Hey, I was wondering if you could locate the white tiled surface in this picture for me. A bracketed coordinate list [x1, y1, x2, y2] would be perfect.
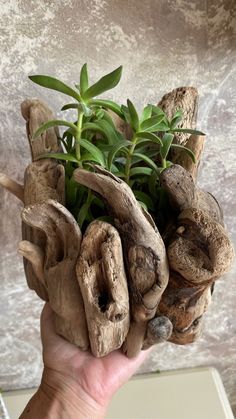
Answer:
[2, 368, 235, 419]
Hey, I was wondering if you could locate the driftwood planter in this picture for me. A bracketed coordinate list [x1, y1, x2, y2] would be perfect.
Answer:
[0, 88, 234, 358]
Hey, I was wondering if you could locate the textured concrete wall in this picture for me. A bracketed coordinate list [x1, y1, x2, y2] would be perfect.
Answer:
[0, 0, 236, 413]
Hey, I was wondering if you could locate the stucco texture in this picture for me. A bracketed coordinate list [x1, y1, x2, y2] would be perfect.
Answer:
[0, 0, 235, 413]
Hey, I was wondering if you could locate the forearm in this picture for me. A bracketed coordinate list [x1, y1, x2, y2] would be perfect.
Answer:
[20, 369, 108, 419]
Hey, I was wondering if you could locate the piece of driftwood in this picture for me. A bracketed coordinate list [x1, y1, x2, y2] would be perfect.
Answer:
[0, 88, 234, 357]
[0, 173, 24, 202]
[74, 166, 169, 357]
[175, 134, 205, 182]
[21, 100, 66, 301]
[0, 100, 89, 348]
[160, 164, 223, 224]
[21, 99, 62, 161]
[20, 200, 89, 350]
[76, 220, 129, 356]
[158, 272, 212, 344]
[168, 207, 234, 284]
[158, 86, 198, 149]
[157, 164, 234, 344]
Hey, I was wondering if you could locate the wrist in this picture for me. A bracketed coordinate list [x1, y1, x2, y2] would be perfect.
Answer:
[20, 367, 108, 419]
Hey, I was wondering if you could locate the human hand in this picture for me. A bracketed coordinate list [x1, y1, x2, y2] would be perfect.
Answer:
[20, 303, 151, 419]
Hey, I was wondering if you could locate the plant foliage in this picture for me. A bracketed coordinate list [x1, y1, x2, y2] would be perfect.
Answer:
[29, 64, 205, 230]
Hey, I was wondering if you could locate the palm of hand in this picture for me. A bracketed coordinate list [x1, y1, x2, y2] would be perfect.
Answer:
[41, 304, 150, 407]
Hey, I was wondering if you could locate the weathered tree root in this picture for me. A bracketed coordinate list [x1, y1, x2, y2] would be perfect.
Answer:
[168, 207, 234, 284]
[158, 164, 234, 344]
[21, 99, 62, 161]
[21, 199, 89, 350]
[158, 272, 212, 344]
[0, 173, 24, 202]
[74, 166, 169, 357]
[76, 220, 129, 357]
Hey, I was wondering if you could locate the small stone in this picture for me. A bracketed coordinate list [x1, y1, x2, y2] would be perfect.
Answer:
[176, 226, 185, 234]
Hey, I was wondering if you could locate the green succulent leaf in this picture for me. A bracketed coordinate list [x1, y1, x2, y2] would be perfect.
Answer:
[170, 109, 183, 129]
[170, 128, 205, 135]
[127, 99, 139, 132]
[82, 120, 120, 144]
[29, 75, 81, 101]
[32, 120, 78, 139]
[160, 133, 174, 160]
[61, 103, 80, 111]
[156, 124, 171, 132]
[36, 152, 79, 163]
[133, 190, 155, 211]
[132, 153, 159, 172]
[131, 149, 158, 164]
[94, 109, 105, 120]
[81, 103, 93, 116]
[113, 171, 126, 178]
[65, 176, 78, 206]
[77, 202, 89, 228]
[136, 131, 163, 146]
[80, 63, 89, 97]
[140, 115, 166, 132]
[95, 215, 114, 224]
[170, 144, 196, 163]
[140, 104, 153, 123]
[77, 191, 95, 228]
[148, 170, 159, 198]
[80, 152, 102, 163]
[96, 119, 121, 144]
[83, 66, 122, 101]
[80, 138, 106, 167]
[121, 104, 130, 124]
[130, 167, 153, 177]
[89, 99, 123, 118]
[107, 140, 132, 171]
[151, 105, 165, 117]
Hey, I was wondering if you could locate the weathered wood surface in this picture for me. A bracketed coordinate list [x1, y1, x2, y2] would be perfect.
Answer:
[74, 166, 170, 357]
[20, 200, 89, 350]
[0, 90, 234, 357]
[77, 220, 129, 356]
[158, 164, 234, 344]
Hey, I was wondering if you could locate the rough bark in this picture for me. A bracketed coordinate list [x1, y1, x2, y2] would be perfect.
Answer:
[74, 166, 169, 357]
[21, 100, 66, 301]
[168, 208, 234, 285]
[20, 200, 89, 350]
[174, 134, 205, 182]
[160, 164, 223, 224]
[0, 93, 234, 356]
[158, 164, 234, 343]
[21, 99, 62, 161]
[0, 173, 24, 202]
[158, 86, 199, 147]
[158, 272, 212, 344]
[76, 220, 129, 357]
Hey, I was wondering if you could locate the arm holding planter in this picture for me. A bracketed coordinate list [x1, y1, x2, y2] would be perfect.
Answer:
[20, 303, 149, 419]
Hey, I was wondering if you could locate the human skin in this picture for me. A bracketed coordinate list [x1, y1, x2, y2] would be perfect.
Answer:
[20, 304, 151, 419]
